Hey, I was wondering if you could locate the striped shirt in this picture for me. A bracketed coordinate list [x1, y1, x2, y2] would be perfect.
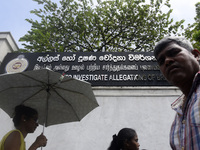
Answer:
[170, 72, 200, 150]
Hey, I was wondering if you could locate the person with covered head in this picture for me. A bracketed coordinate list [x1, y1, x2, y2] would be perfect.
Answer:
[107, 128, 140, 150]
[154, 36, 200, 149]
[0, 104, 47, 150]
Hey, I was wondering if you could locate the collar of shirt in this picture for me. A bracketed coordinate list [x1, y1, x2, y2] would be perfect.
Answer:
[171, 71, 200, 115]
[171, 94, 184, 115]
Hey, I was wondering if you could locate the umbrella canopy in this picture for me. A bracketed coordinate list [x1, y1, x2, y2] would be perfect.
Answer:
[0, 69, 99, 127]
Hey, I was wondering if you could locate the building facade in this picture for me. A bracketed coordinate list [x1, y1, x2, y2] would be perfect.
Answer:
[0, 32, 19, 64]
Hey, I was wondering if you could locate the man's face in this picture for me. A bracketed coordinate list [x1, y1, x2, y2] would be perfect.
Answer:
[156, 43, 200, 86]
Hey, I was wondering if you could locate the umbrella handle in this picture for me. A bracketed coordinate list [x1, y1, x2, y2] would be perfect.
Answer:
[41, 88, 49, 150]
[42, 124, 45, 133]
[40, 131, 45, 150]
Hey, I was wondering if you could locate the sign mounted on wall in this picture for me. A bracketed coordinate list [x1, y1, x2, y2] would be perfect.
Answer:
[0, 52, 170, 86]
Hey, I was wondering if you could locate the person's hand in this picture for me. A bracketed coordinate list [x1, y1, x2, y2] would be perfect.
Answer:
[29, 133, 47, 150]
[35, 133, 47, 147]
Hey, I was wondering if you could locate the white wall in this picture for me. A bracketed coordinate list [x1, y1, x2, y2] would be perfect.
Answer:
[0, 87, 181, 150]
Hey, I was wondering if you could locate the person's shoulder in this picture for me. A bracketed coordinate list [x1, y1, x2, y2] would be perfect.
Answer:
[3, 130, 22, 149]
[7, 130, 21, 140]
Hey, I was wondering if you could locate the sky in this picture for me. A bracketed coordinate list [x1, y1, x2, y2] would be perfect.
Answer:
[0, 0, 199, 49]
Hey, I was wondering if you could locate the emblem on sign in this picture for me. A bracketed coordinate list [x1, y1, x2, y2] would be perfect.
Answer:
[5, 55, 29, 73]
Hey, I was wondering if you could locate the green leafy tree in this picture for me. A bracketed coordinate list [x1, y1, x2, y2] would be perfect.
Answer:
[184, 2, 200, 50]
[19, 0, 184, 52]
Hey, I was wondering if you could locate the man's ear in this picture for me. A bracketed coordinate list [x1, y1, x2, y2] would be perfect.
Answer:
[192, 49, 200, 60]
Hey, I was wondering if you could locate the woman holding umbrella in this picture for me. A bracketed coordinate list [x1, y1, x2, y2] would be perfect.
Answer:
[0, 105, 47, 150]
